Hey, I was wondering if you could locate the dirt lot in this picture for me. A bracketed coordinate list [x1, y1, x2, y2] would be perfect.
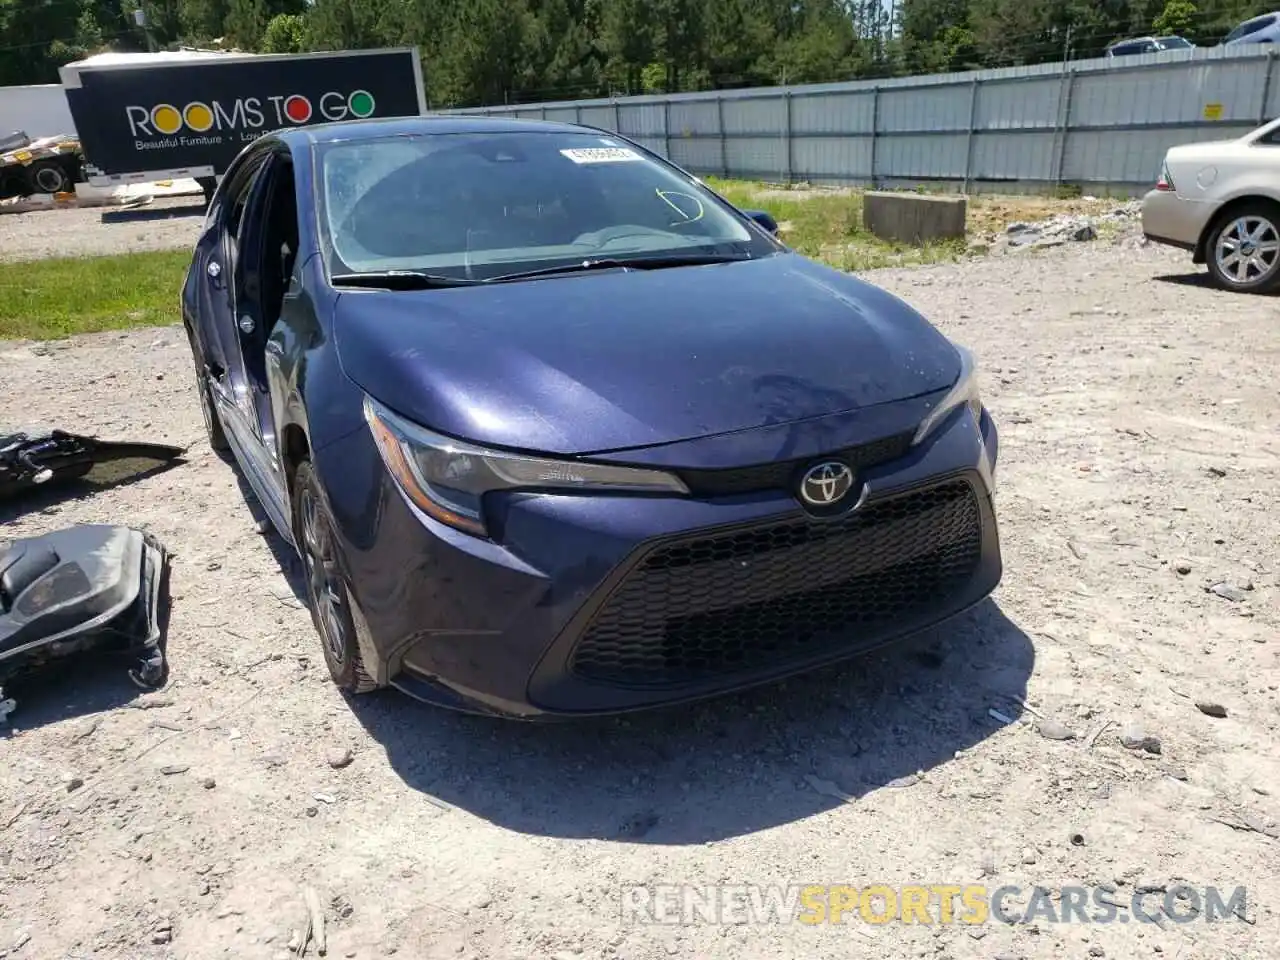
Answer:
[0, 198, 205, 263]
[0, 210, 1277, 960]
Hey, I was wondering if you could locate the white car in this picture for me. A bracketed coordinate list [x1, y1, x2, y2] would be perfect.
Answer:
[1141, 117, 1280, 293]
[1222, 12, 1280, 46]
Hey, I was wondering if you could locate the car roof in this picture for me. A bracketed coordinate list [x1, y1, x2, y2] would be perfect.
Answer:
[280, 114, 589, 147]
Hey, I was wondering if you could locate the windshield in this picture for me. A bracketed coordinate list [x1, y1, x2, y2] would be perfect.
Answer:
[1226, 15, 1275, 41]
[1109, 41, 1155, 55]
[1158, 36, 1192, 48]
[316, 130, 780, 281]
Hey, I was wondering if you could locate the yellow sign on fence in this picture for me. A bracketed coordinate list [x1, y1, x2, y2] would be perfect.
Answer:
[1203, 102, 1224, 120]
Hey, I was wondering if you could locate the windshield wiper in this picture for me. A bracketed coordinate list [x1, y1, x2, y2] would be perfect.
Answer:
[330, 270, 480, 290]
[486, 253, 753, 284]
[330, 253, 753, 290]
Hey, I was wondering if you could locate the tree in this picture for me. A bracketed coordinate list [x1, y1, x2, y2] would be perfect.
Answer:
[221, 0, 302, 50]
[223, 0, 267, 48]
[260, 11, 303, 50]
[180, 0, 232, 41]
[598, 0, 655, 94]
[1153, 0, 1197, 35]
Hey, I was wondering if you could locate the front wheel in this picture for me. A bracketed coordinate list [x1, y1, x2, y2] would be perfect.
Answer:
[292, 461, 377, 694]
[1205, 205, 1280, 294]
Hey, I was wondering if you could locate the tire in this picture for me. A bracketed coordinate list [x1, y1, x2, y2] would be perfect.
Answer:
[1205, 203, 1280, 294]
[186, 326, 230, 454]
[292, 461, 377, 694]
[26, 158, 71, 195]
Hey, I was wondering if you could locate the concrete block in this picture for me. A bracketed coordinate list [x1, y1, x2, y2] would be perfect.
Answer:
[862, 191, 967, 245]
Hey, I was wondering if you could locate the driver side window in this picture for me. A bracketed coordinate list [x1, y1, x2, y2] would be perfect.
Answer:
[224, 158, 270, 274]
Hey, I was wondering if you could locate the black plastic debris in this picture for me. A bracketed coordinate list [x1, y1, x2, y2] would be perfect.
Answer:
[0, 525, 172, 721]
[0, 428, 185, 505]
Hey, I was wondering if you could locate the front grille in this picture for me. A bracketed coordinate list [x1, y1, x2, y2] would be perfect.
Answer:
[674, 431, 914, 497]
[569, 478, 983, 687]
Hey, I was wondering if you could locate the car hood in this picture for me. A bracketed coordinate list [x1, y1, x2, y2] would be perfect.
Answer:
[333, 253, 961, 456]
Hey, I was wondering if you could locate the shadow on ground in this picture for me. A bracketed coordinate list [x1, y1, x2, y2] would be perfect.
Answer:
[1152, 272, 1217, 289]
[227, 459, 308, 603]
[350, 598, 1034, 843]
[1, 558, 174, 733]
[1154, 271, 1280, 294]
[100, 201, 205, 225]
[0, 457, 184, 525]
[2, 650, 160, 735]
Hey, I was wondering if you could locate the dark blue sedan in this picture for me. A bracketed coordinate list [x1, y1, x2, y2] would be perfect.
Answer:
[182, 115, 1001, 718]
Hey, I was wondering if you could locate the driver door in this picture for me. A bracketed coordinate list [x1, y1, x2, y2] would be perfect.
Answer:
[205, 154, 275, 456]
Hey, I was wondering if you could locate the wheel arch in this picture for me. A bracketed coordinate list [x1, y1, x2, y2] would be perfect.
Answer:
[1195, 194, 1280, 263]
[280, 421, 311, 513]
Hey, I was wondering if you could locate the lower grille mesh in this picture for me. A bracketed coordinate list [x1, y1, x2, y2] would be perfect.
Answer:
[569, 479, 984, 686]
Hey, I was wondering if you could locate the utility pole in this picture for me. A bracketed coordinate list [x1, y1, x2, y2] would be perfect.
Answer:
[1062, 23, 1074, 63]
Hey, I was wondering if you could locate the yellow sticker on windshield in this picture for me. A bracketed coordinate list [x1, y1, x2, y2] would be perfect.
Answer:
[560, 147, 641, 164]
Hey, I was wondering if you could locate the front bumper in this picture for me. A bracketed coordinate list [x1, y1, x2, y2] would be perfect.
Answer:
[1141, 188, 1211, 255]
[316, 403, 1001, 719]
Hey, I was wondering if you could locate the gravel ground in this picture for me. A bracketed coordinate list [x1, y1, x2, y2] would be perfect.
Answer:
[0, 198, 205, 262]
[0, 218, 1277, 960]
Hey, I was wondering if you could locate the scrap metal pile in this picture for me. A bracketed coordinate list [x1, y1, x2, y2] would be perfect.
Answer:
[0, 131, 84, 201]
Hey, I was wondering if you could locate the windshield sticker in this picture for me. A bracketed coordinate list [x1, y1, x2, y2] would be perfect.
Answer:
[560, 147, 641, 164]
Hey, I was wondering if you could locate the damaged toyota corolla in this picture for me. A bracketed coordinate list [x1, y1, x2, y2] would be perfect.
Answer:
[181, 116, 1001, 719]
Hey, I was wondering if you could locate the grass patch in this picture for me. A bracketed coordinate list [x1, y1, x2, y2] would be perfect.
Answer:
[0, 249, 190, 341]
[706, 177, 966, 271]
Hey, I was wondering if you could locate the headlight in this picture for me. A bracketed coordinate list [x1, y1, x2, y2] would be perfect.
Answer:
[363, 396, 689, 537]
[912, 344, 982, 446]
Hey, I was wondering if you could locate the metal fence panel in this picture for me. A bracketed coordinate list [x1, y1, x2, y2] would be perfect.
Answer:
[1070, 60, 1268, 126]
[792, 136, 873, 181]
[877, 84, 972, 132]
[578, 105, 617, 130]
[442, 47, 1280, 191]
[631, 136, 668, 159]
[1060, 126, 1254, 184]
[791, 92, 875, 134]
[723, 97, 786, 135]
[669, 100, 719, 136]
[876, 134, 968, 179]
[975, 77, 1062, 130]
[1268, 56, 1280, 119]
[971, 132, 1056, 181]
[669, 135, 722, 173]
[725, 137, 786, 178]
[621, 104, 667, 138]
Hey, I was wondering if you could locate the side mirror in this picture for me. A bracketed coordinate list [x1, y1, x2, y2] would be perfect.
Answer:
[743, 209, 779, 235]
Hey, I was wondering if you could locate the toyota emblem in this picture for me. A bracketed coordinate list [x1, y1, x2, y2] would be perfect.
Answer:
[799, 461, 856, 506]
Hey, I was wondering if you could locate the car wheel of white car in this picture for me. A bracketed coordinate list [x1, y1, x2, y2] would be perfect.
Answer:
[1206, 206, 1280, 293]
